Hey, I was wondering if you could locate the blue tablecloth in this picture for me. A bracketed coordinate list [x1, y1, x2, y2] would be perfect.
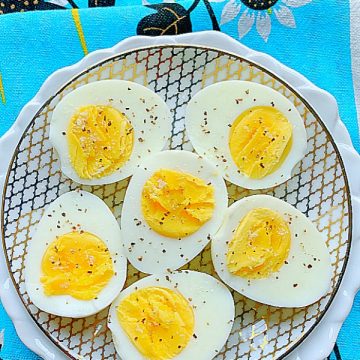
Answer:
[0, 1, 359, 359]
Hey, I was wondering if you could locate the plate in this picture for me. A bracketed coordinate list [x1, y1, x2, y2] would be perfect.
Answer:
[1, 31, 359, 360]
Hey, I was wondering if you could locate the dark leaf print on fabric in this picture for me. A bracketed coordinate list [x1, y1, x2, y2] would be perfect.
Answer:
[203, 0, 220, 30]
[137, 3, 192, 36]
[0, 0, 66, 14]
[88, 0, 115, 7]
[137, 0, 220, 36]
[34, 1, 66, 10]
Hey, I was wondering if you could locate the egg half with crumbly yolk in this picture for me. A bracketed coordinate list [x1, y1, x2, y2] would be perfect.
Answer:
[25, 190, 127, 318]
[120, 150, 228, 274]
[50, 80, 171, 185]
[212, 195, 332, 308]
[185, 80, 307, 189]
[108, 271, 235, 360]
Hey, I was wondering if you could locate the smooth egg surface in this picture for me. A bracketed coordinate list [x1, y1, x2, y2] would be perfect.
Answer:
[212, 195, 332, 307]
[50, 80, 171, 185]
[25, 190, 127, 317]
[185, 81, 307, 189]
[120, 150, 228, 274]
[108, 271, 235, 360]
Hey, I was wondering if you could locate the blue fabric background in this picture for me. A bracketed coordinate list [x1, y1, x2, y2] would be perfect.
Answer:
[0, 1, 359, 359]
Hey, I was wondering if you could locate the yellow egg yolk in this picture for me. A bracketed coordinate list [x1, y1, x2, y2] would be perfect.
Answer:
[141, 169, 215, 238]
[229, 106, 292, 179]
[67, 105, 134, 179]
[117, 287, 194, 360]
[40, 231, 114, 300]
[226, 208, 291, 279]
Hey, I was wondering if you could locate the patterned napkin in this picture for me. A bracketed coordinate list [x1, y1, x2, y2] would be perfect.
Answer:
[0, 1, 359, 360]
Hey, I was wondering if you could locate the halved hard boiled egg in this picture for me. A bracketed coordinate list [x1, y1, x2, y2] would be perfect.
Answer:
[25, 190, 127, 317]
[186, 81, 307, 189]
[120, 150, 228, 274]
[50, 80, 171, 185]
[212, 195, 332, 307]
[108, 271, 235, 360]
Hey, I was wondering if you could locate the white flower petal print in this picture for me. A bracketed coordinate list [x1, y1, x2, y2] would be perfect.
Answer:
[256, 12, 271, 42]
[220, 0, 241, 26]
[218, 0, 313, 41]
[282, 0, 313, 8]
[238, 10, 255, 39]
[275, 5, 296, 28]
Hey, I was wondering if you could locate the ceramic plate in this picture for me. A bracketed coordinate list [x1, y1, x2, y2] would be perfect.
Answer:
[1, 31, 359, 360]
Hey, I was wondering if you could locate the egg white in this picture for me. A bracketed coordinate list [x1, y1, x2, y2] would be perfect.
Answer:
[50, 80, 171, 185]
[108, 271, 235, 360]
[185, 80, 307, 189]
[25, 190, 127, 318]
[120, 150, 228, 274]
[212, 195, 332, 308]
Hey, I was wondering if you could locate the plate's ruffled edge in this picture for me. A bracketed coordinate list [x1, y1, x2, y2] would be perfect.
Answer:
[0, 31, 359, 360]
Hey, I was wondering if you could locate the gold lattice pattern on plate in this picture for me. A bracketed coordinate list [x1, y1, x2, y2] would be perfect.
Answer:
[1, 46, 350, 360]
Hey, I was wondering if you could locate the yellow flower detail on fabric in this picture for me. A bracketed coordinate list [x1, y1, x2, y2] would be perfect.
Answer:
[71, 9, 88, 56]
[0, 73, 6, 105]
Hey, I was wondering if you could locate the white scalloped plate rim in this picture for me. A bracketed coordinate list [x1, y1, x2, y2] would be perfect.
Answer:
[0, 31, 359, 360]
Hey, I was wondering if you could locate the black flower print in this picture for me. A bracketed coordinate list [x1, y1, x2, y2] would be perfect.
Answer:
[240, 0, 279, 11]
